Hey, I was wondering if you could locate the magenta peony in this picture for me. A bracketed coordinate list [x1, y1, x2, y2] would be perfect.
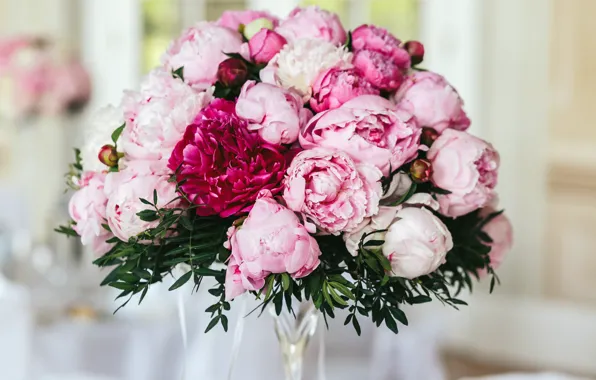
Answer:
[168, 99, 289, 218]
[236, 81, 312, 145]
[224, 191, 321, 300]
[248, 29, 287, 64]
[393, 71, 471, 133]
[428, 129, 499, 217]
[351, 24, 410, 92]
[69, 171, 113, 255]
[161, 22, 243, 90]
[216, 10, 279, 32]
[310, 67, 379, 112]
[275, 6, 346, 45]
[300, 95, 421, 176]
[283, 148, 382, 235]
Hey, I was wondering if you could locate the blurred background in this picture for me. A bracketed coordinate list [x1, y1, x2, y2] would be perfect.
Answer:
[0, 0, 592, 379]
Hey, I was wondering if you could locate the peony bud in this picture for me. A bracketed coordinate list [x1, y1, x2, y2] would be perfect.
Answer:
[98, 144, 119, 167]
[404, 41, 425, 66]
[421, 127, 439, 146]
[243, 17, 275, 40]
[249, 29, 287, 64]
[410, 159, 432, 183]
[217, 58, 249, 87]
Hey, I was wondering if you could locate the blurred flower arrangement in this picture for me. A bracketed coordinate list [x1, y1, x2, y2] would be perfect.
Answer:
[0, 36, 91, 119]
[58, 6, 513, 337]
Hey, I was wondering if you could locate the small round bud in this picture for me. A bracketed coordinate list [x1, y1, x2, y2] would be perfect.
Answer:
[243, 17, 275, 40]
[98, 144, 119, 167]
[404, 40, 425, 66]
[217, 58, 248, 88]
[410, 159, 432, 183]
[421, 127, 439, 147]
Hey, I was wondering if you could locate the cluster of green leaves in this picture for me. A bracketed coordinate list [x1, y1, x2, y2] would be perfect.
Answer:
[64, 148, 83, 190]
[92, 189, 233, 313]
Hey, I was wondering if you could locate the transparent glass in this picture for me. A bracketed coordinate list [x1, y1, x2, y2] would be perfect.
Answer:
[270, 301, 319, 380]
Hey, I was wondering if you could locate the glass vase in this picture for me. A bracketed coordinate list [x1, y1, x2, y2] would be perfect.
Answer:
[270, 301, 320, 380]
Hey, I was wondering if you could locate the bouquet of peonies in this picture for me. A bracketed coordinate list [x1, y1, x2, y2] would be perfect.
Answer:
[59, 6, 513, 334]
[0, 36, 91, 119]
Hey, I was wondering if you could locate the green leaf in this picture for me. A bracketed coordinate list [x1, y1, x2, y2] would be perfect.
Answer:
[389, 307, 408, 326]
[137, 210, 159, 222]
[139, 198, 153, 206]
[385, 314, 399, 334]
[205, 315, 221, 333]
[352, 316, 361, 335]
[281, 273, 290, 291]
[329, 288, 348, 306]
[172, 67, 184, 81]
[221, 315, 229, 332]
[109, 282, 135, 291]
[153, 189, 158, 205]
[179, 216, 193, 231]
[392, 182, 418, 206]
[447, 298, 468, 306]
[208, 288, 223, 297]
[322, 283, 334, 307]
[111, 124, 125, 144]
[205, 304, 220, 314]
[329, 282, 355, 300]
[168, 271, 192, 291]
[195, 267, 223, 277]
[407, 295, 432, 304]
[363, 239, 385, 247]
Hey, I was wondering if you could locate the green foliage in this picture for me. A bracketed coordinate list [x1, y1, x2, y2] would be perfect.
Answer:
[82, 175, 499, 335]
[172, 67, 184, 82]
[111, 124, 125, 145]
[64, 148, 83, 190]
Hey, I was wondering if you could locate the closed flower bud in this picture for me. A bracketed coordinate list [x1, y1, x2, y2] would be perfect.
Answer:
[243, 17, 275, 40]
[404, 40, 425, 66]
[217, 58, 248, 87]
[410, 159, 432, 183]
[421, 127, 439, 146]
[98, 144, 119, 167]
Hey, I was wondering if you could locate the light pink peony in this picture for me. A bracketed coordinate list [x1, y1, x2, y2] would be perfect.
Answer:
[480, 207, 513, 272]
[224, 191, 321, 300]
[168, 99, 289, 218]
[283, 148, 382, 234]
[383, 204, 453, 279]
[427, 129, 499, 217]
[161, 22, 243, 90]
[104, 162, 180, 242]
[300, 95, 421, 176]
[68, 171, 113, 255]
[344, 193, 440, 256]
[236, 81, 312, 145]
[276, 6, 346, 45]
[248, 29, 287, 64]
[120, 68, 212, 169]
[216, 10, 279, 31]
[350, 25, 410, 91]
[393, 71, 471, 133]
[310, 67, 379, 112]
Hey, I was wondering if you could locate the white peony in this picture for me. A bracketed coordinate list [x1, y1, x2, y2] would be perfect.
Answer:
[260, 38, 352, 101]
[81, 104, 124, 172]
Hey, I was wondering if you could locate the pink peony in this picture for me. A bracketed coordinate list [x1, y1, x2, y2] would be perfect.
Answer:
[104, 162, 179, 242]
[383, 204, 453, 279]
[236, 81, 312, 145]
[350, 25, 410, 92]
[283, 148, 382, 234]
[224, 191, 321, 300]
[393, 71, 471, 133]
[276, 6, 346, 45]
[480, 207, 513, 272]
[248, 29, 287, 64]
[353, 50, 404, 91]
[120, 68, 212, 170]
[216, 10, 279, 31]
[300, 95, 421, 176]
[161, 22, 243, 90]
[168, 99, 289, 218]
[69, 171, 113, 255]
[310, 67, 379, 112]
[427, 129, 499, 217]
